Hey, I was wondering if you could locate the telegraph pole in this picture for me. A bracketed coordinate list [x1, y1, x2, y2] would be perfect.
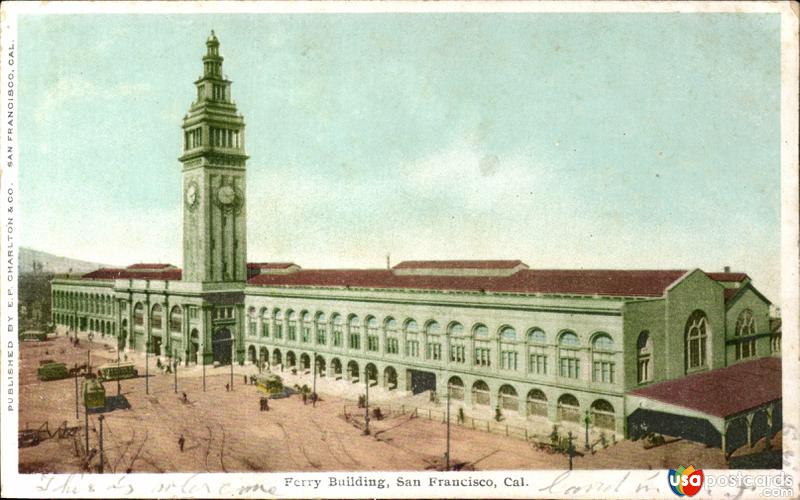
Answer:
[98, 415, 105, 473]
[312, 352, 317, 407]
[84, 401, 89, 458]
[364, 369, 370, 436]
[74, 368, 79, 420]
[145, 340, 150, 395]
[229, 337, 234, 391]
[445, 384, 451, 471]
[173, 349, 178, 393]
[202, 353, 206, 392]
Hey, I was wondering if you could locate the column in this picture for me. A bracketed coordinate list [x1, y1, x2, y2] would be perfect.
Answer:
[235, 304, 245, 365]
[201, 305, 213, 365]
[182, 304, 191, 366]
[127, 295, 135, 350]
[444, 333, 451, 368]
[163, 298, 172, 358]
[144, 294, 152, 354]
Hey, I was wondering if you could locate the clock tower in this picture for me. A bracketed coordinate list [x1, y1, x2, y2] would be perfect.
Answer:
[180, 31, 248, 283]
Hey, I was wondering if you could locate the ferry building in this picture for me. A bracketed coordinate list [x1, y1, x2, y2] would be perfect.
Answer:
[50, 33, 782, 449]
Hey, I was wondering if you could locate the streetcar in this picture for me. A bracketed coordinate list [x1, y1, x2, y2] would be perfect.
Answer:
[83, 376, 106, 411]
[97, 361, 138, 381]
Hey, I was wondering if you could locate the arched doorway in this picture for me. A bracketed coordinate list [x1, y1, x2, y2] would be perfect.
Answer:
[120, 319, 129, 350]
[331, 358, 342, 379]
[365, 363, 378, 386]
[212, 328, 232, 365]
[300, 353, 311, 372]
[347, 360, 359, 383]
[472, 380, 490, 406]
[189, 328, 199, 364]
[272, 349, 282, 367]
[248, 345, 257, 364]
[499, 385, 519, 412]
[384, 366, 398, 390]
[315, 355, 326, 377]
[259, 347, 268, 368]
[557, 394, 581, 423]
[591, 399, 616, 430]
[448, 376, 464, 400]
[286, 351, 296, 369]
[526, 389, 548, 418]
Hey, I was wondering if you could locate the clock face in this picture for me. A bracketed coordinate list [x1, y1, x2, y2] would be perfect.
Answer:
[217, 185, 236, 205]
[185, 182, 198, 209]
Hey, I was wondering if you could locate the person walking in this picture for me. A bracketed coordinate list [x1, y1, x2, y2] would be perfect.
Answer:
[178, 434, 185, 452]
[225, 383, 230, 392]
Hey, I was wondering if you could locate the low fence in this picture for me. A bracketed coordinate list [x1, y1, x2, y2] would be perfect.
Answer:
[342, 403, 531, 441]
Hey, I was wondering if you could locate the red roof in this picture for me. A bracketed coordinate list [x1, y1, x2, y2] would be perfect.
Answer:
[248, 269, 688, 297]
[82, 267, 182, 281]
[247, 262, 298, 269]
[126, 263, 176, 270]
[629, 357, 781, 418]
[707, 272, 749, 282]
[393, 260, 526, 270]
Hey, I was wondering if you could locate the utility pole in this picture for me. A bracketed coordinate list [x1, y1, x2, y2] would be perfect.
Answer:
[445, 383, 451, 471]
[230, 337, 234, 391]
[84, 401, 89, 458]
[116, 354, 121, 396]
[74, 368, 79, 420]
[312, 352, 317, 408]
[87, 348, 91, 376]
[98, 415, 105, 473]
[145, 340, 149, 395]
[363, 369, 370, 436]
[202, 352, 206, 392]
[174, 349, 178, 393]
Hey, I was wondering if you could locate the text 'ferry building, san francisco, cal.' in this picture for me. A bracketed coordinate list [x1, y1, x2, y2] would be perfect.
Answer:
[50, 33, 782, 448]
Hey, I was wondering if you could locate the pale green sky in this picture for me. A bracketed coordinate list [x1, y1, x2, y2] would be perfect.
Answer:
[20, 13, 781, 302]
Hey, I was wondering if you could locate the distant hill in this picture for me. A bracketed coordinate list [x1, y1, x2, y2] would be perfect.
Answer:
[19, 247, 112, 275]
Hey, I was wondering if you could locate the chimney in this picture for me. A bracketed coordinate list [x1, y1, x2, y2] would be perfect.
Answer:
[386, 253, 391, 270]
[724, 266, 731, 273]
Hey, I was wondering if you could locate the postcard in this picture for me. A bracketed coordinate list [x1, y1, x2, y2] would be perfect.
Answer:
[1, 1, 798, 498]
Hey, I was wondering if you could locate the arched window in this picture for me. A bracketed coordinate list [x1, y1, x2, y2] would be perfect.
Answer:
[637, 331, 653, 384]
[405, 319, 420, 357]
[527, 328, 546, 344]
[473, 323, 491, 367]
[685, 310, 709, 371]
[384, 317, 399, 355]
[528, 328, 548, 375]
[260, 308, 270, 337]
[591, 333, 615, 384]
[286, 310, 297, 341]
[448, 376, 465, 400]
[273, 308, 283, 339]
[150, 304, 163, 331]
[301, 311, 311, 342]
[331, 313, 343, 347]
[500, 326, 517, 341]
[366, 316, 379, 352]
[315, 312, 327, 345]
[498, 384, 519, 412]
[558, 331, 580, 379]
[348, 315, 361, 350]
[735, 309, 757, 360]
[448, 322, 466, 363]
[248, 307, 257, 336]
[170, 306, 182, 334]
[425, 321, 442, 361]
[133, 303, 144, 328]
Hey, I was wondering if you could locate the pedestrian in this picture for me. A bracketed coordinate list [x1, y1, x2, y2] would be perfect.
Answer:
[302, 392, 307, 405]
[225, 383, 230, 392]
[182, 392, 188, 404]
[178, 434, 185, 452]
[243, 375, 248, 385]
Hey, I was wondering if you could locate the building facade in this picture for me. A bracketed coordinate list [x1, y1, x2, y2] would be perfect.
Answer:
[50, 34, 780, 437]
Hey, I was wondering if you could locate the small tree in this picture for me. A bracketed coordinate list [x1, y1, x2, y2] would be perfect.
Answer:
[494, 406, 503, 422]
[457, 407, 465, 424]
